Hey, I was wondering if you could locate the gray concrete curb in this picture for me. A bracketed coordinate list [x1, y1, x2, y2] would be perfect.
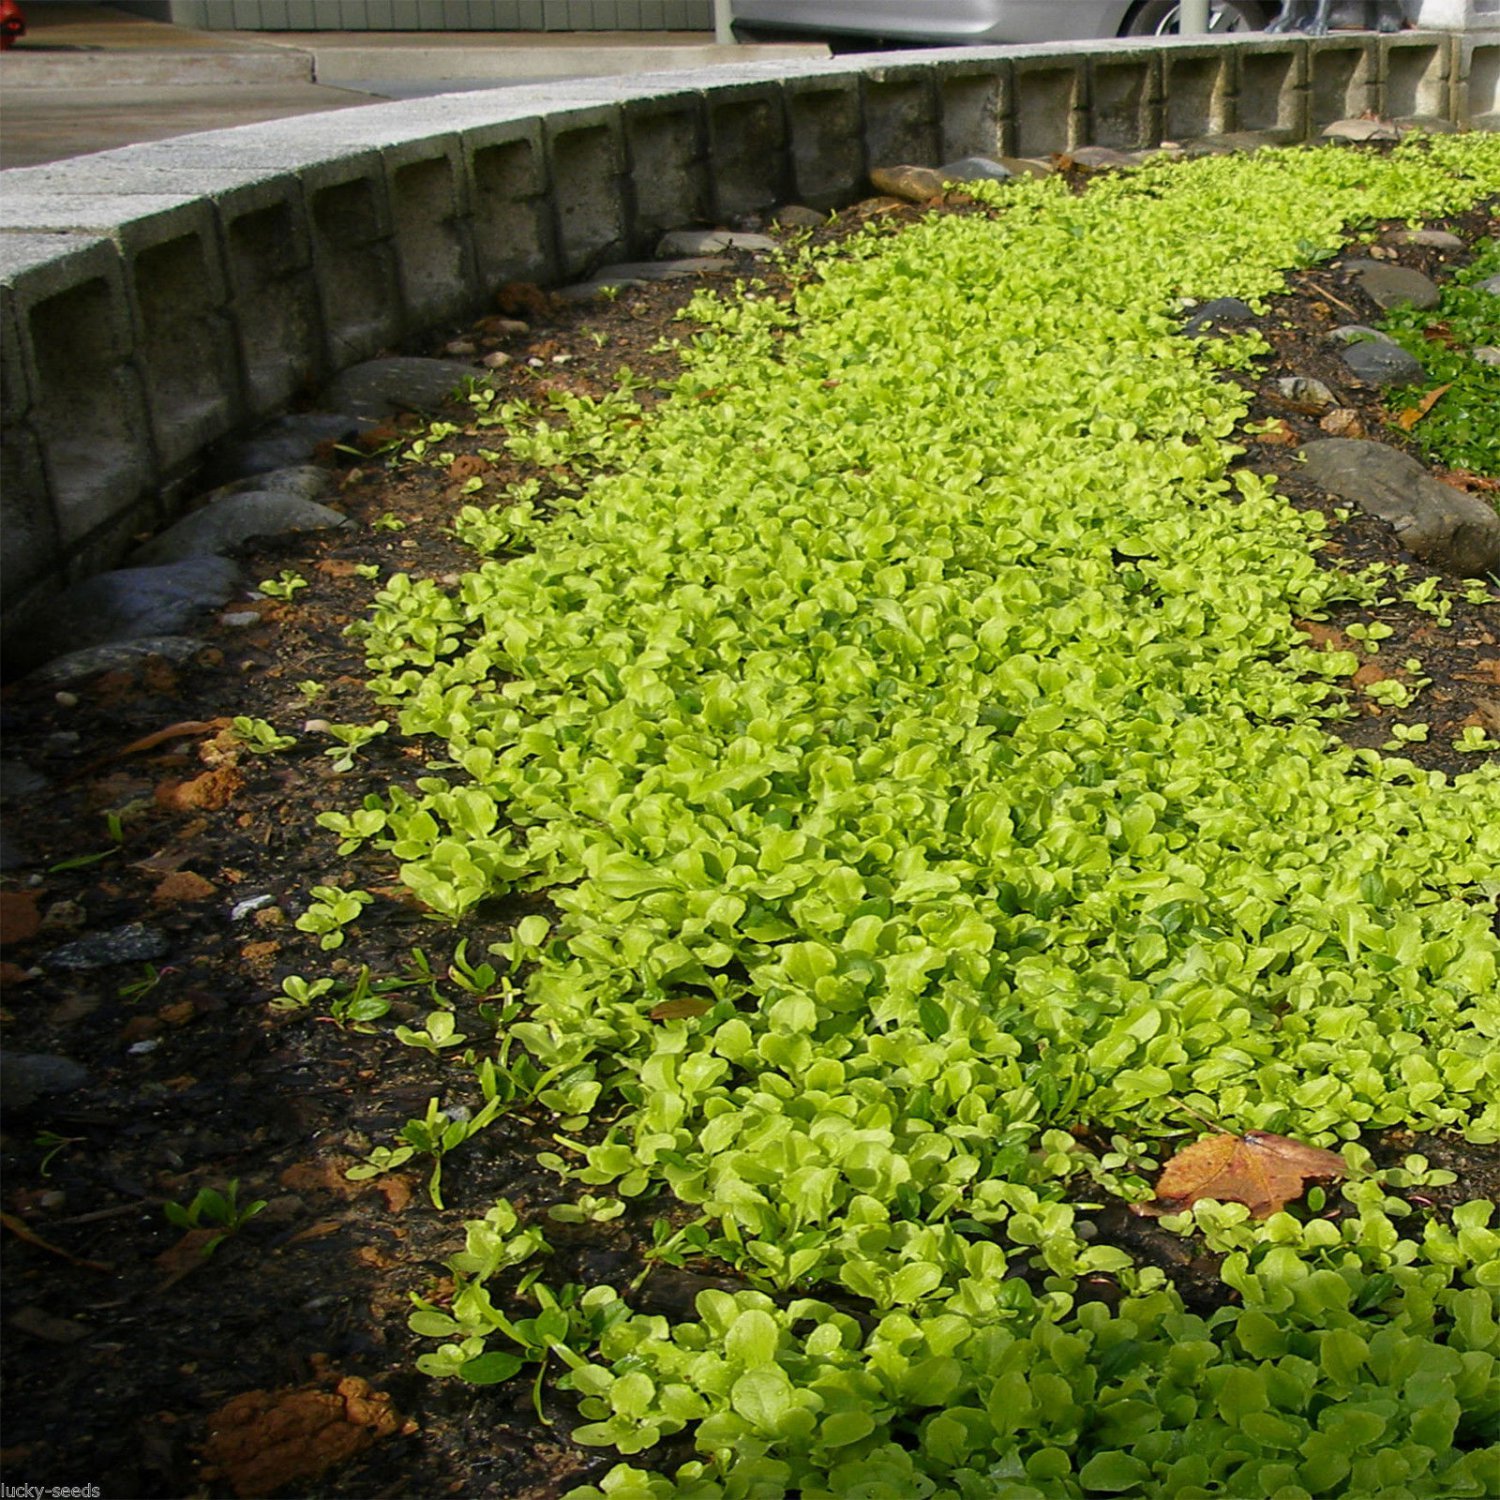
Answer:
[2, 30, 1496, 648]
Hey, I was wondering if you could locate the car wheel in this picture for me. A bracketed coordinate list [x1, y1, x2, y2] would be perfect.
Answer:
[1122, 1, 1273, 35]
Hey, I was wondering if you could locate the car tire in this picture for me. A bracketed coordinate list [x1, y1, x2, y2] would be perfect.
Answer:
[1121, 0, 1274, 34]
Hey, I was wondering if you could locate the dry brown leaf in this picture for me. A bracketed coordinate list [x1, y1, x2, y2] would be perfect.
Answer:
[151, 871, 217, 904]
[200, 1372, 415, 1499]
[650, 996, 712, 1020]
[1352, 662, 1389, 688]
[0, 891, 40, 947]
[119, 719, 230, 759]
[1254, 419, 1299, 446]
[279, 1160, 363, 1200]
[0, 961, 33, 989]
[316, 559, 361, 578]
[285, 1220, 345, 1246]
[1, 1211, 114, 1273]
[375, 1176, 413, 1214]
[155, 766, 243, 813]
[1394, 382, 1452, 431]
[1134, 1131, 1346, 1219]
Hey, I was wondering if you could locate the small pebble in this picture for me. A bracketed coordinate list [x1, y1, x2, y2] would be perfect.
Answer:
[54, 691, 78, 708]
[303, 719, 331, 734]
[444, 340, 477, 356]
[127, 1039, 160, 1056]
[221, 611, 260, 628]
[230, 894, 275, 922]
[482, 352, 511, 369]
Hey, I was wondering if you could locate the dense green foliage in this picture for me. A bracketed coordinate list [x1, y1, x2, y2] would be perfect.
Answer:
[1381, 236, 1500, 477]
[331, 137, 1500, 1497]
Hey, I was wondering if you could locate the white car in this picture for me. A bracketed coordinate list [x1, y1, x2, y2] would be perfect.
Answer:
[730, 1, 1276, 44]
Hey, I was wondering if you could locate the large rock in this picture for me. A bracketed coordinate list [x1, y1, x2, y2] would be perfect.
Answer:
[131, 492, 348, 566]
[42, 922, 170, 972]
[26, 557, 239, 669]
[588, 258, 729, 282]
[1342, 260, 1441, 312]
[206, 413, 363, 484]
[1300, 439, 1500, 578]
[869, 164, 946, 203]
[0, 1052, 87, 1114]
[318, 357, 479, 422]
[1480, 275, 1500, 296]
[655, 229, 778, 256]
[27, 636, 206, 687]
[938, 156, 1013, 184]
[1181, 298, 1255, 337]
[1322, 118, 1401, 142]
[1340, 339, 1426, 386]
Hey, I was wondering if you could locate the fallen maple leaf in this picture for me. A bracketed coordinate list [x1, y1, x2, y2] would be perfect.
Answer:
[1134, 1130, 1346, 1219]
[1394, 382, 1452, 431]
[650, 996, 711, 1020]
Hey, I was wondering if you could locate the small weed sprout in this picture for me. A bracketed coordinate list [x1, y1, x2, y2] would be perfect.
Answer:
[258, 571, 308, 601]
[163, 1179, 267, 1256]
[231, 716, 297, 754]
[294, 885, 373, 950]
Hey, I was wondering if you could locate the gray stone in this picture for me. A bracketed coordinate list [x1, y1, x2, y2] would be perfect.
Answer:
[43, 922, 170, 972]
[655, 229, 778, 257]
[869, 164, 947, 202]
[318, 357, 479, 422]
[230, 894, 275, 922]
[590, 258, 729, 282]
[1300, 439, 1500, 578]
[1275, 376, 1337, 412]
[0, 760, 48, 804]
[1340, 340, 1427, 387]
[1475, 347, 1500, 367]
[0, 828, 32, 872]
[769, 205, 824, 230]
[1322, 117, 1401, 142]
[1343, 260, 1441, 312]
[1328, 324, 1397, 346]
[1182, 131, 1285, 156]
[201, 466, 331, 506]
[1070, 146, 1142, 169]
[26, 637, 206, 688]
[37, 558, 240, 665]
[0, 1052, 87, 1114]
[938, 156, 1013, 184]
[555, 279, 651, 302]
[131, 492, 349, 566]
[1389, 229, 1464, 250]
[1181, 298, 1255, 336]
[1480, 275, 1500, 296]
[995, 157, 1054, 179]
[208, 413, 363, 484]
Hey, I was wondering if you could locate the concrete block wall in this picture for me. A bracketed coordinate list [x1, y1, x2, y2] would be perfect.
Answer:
[116, 0, 718, 30]
[0, 32, 1493, 646]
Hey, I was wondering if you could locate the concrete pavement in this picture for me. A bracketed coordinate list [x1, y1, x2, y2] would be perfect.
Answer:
[0, 3, 828, 168]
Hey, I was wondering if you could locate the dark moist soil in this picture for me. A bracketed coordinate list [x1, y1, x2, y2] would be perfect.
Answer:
[1, 161, 1497, 1500]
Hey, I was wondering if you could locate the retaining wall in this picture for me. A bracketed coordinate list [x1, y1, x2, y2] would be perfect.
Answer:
[2, 30, 1497, 645]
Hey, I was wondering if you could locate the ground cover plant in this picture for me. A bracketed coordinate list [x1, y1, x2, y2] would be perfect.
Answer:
[1, 136, 1498, 1500]
[1380, 235, 1500, 479]
[318, 136, 1500, 1498]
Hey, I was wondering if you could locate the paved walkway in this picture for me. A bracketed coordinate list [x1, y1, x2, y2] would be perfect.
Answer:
[0, 3, 827, 168]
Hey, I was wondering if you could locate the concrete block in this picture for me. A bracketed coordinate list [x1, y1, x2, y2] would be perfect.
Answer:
[783, 74, 866, 209]
[861, 64, 942, 169]
[1235, 44, 1307, 137]
[224, 196, 326, 418]
[1011, 60, 1085, 157]
[544, 107, 629, 278]
[1382, 36, 1452, 120]
[933, 61, 1010, 162]
[461, 117, 554, 291]
[301, 153, 404, 367]
[1309, 37, 1378, 129]
[384, 139, 479, 335]
[1467, 36, 1500, 122]
[1161, 48, 1234, 141]
[623, 94, 710, 245]
[705, 83, 790, 218]
[1, 235, 155, 556]
[1088, 52, 1160, 149]
[0, 423, 61, 608]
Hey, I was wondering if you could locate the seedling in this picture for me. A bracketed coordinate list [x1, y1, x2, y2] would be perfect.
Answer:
[34, 1131, 83, 1177]
[371, 511, 407, 532]
[163, 1179, 266, 1255]
[323, 720, 389, 773]
[258, 571, 308, 601]
[269, 973, 335, 1013]
[231, 716, 297, 754]
[298, 680, 326, 702]
[294, 884, 373, 950]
